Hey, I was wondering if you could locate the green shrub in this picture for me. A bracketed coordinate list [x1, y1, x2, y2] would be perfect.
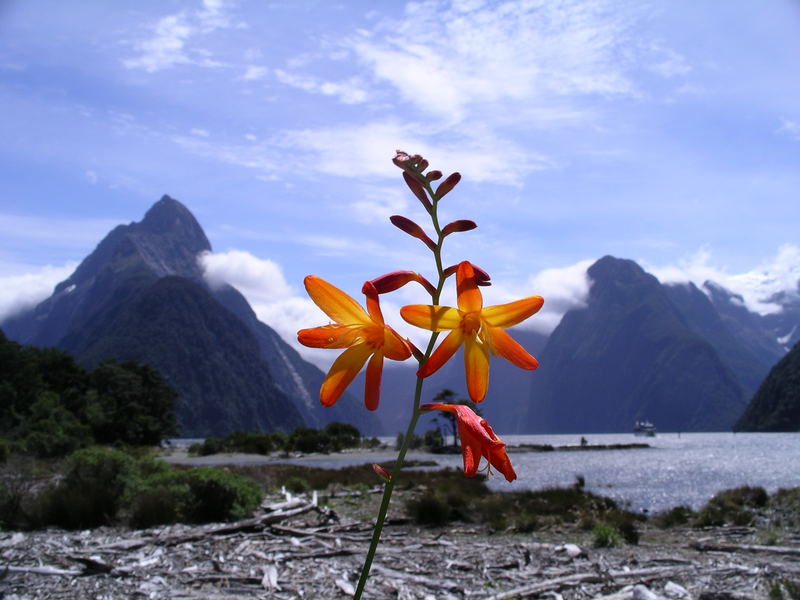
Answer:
[288, 428, 331, 453]
[284, 475, 311, 494]
[0, 439, 9, 463]
[178, 467, 262, 523]
[606, 511, 640, 545]
[406, 492, 453, 526]
[39, 447, 135, 529]
[324, 422, 361, 451]
[592, 524, 624, 548]
[125, 472, 189, 528]
[652, 505, 695, 528]
[694, 486, 768, 527]
[769, 487, 800, 528]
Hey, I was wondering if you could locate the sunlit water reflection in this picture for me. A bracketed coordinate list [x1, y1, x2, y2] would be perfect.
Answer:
[277, 432, 800, 513]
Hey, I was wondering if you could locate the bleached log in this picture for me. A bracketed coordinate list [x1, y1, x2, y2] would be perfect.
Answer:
[483, 572, 604, 599]
[2, 565, 83, 576]
[690, 541, 800, 556]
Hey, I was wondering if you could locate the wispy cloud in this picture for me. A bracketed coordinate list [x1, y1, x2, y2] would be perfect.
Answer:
[275, 119, 552, 183]
[778, 119, 800, 141]
[0, 262, 77, 322]
[123, 0, 237, 72]
[344, 0, 646, 125]
[275, 69, 369, 104]
[646, 245, 800, 316]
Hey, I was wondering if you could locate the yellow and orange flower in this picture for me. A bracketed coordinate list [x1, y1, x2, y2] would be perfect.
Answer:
[420, 402, 516, 482]
[298, 276, 411, 410]
[401, 261, 543, 402]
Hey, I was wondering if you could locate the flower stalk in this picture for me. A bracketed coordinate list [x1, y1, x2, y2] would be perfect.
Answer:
[297, 150, 543, 599]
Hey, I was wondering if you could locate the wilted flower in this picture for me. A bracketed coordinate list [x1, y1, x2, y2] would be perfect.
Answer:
[420, 402, 516, 482]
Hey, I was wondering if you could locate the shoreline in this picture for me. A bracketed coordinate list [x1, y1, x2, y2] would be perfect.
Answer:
[2, 486, 797, 599]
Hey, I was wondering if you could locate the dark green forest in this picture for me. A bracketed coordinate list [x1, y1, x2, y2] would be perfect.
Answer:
[0, 329, 177, 457]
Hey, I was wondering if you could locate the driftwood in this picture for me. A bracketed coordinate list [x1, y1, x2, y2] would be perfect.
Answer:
[691, 540, 800, 556]
[1, 491, 797, 599]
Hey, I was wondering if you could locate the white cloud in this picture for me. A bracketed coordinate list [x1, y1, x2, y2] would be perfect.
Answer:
[242, 65, 268, 81]
[646, 245, 800, 316]
[0, 262, 77, 322]
[123, 1, 235, 72]
[276, 119, 552, 184]
[197, 249, 333, 365]
[497, 259, 594, 335]
[198, 249, 293, 300]
[350, 185, 409, 224]
[275, 69, 369, 104]
[778, 118, 800, 141]
[345, 0, 644, 125]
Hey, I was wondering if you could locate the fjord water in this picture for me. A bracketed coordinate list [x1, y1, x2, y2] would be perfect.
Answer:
[486, 432, 800, 513]
[297, 432, 800, 513]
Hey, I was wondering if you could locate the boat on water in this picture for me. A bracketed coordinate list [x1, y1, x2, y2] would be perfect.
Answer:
[634, 421, 657, 437]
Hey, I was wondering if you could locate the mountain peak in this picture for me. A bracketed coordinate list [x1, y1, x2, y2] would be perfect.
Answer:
[138, 195, 208, 242]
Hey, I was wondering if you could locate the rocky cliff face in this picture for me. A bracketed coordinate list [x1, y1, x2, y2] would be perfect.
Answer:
[2, 196, 379, 436]
[522, 256, 748, 433]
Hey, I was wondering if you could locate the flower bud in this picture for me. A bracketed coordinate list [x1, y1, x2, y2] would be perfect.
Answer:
[372, 463, 392, 483]
[443, 262, 492, 286]
[426, 170, 443, 181]
[368, 270, 436, 297]
[403, 172, 433, 212]
[390, 215, 436, 251]
[441, 219, 477, 237]
[435, 172, 461, 200]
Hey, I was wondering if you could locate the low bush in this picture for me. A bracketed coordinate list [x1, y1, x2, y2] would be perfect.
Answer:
[284, 475, 311, 495]
[32, 447, 262, 529]
[592, 524, 624, 548]
[406, 492, 453, 526]
[652, 505, 696, 528]
[694, 485, 768, 527]
[37, 447, 135, 529]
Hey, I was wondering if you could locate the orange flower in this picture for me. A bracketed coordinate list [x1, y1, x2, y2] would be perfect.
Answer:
[298, 277, 411, 410]
[420, 402, 516, 482]
[400, 261, 543, 402]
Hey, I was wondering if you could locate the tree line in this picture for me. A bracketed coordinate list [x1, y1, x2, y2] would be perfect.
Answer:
[0, 330, 177, 457]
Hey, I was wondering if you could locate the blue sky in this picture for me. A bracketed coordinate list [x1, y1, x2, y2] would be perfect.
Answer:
[1, 0, 799, 364]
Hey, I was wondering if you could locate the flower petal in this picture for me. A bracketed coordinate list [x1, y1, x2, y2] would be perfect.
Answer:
[488, 446, 517, 482]
[418, 329, 464, 378]
[304, 275, 370, 325]
[483, 327, 539, 370]
[459, 428, 481, 477]
[383, 326, 412, 361]
[364, 352, 384, 411]
[463, 336, 490, 402]
[481, 296, 543, 328]
[400, 305, 462, 331]
[456, 261, 483, 313]
[319, 344, 373, 407]
[297, 324, 360, 349]
[362, 281, 384, 325]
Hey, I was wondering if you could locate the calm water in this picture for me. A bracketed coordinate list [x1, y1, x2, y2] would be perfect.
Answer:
[284, 432, 800, 513]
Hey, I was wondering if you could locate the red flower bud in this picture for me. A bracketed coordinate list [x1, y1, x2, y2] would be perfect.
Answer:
[426, 170, 443, 181]
[441, 219, 477, 237]
[403, 172, 432, 212]
[443, 262, 491, 286]
[435, 172, 461, 200]
[372, 463, 392, 483]
[390, 215, 436, 251]
[368, 270, 436, 297]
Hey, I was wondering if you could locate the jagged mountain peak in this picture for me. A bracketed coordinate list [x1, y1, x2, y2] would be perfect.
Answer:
[139, 195, 208, 241]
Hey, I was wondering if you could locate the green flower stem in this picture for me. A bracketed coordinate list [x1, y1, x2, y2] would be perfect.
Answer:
[353, 172, 447, 599]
